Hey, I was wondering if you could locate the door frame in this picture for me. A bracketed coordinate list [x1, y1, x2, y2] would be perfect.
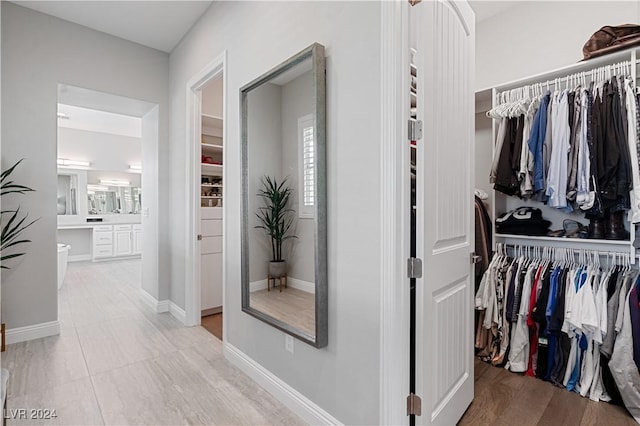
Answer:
[380, 1, 412, 424]
[184, 51, 227, 328]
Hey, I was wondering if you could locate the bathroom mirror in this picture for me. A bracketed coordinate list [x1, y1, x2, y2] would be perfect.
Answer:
[87, 185, 141, 215]
[57, 173, 78, 215]
[241, 43, 327, 347]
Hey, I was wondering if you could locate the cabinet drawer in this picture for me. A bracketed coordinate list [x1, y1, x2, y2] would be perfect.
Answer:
[94, 232, 113, 245]
[201, 207, 223, 220]
[133, 224, 142, 231]
[94, 245, 113, 257]
[201, 236, 222, 254]
[93, 225, 113, 232]
[114, 224, 132, 231]
[201, 219, 222, 237]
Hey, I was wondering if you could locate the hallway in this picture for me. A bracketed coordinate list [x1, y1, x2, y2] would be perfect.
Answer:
[2, 260, 303, 425]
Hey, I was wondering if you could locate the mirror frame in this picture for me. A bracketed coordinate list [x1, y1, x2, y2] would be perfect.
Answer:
[240, 43, 327, 348]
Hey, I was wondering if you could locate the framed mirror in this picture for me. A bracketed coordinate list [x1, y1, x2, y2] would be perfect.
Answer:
[241, 43, 327, 348]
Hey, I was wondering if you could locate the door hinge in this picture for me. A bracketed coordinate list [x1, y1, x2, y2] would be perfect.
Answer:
[471, 252, 482, 264]
[409, 119, 423, 141]
[197, 234, 203, 241]
[407, 393, 422, 416]
[407, 257, 422, 279]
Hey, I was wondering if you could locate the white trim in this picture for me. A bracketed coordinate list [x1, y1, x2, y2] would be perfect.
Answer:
[380, 1, 411, 425]
[224, 343, 342, 426]
[185, 51, 227, 328]
[139, 288, 168, 313]
[249, 279, 268, 293]
[287, 278, 315, 294]
[68, 254, 92, 262]
[6, 320, 60, 345]
[169, 301, 186, 324]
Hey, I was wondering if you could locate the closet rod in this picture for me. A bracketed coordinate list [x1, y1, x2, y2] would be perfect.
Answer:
[491, 47, 640, 93]
[500, 243, 640, 259]
[496, 60, 633, 98]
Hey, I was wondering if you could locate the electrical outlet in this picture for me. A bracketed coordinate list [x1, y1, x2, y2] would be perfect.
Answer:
[285, 334, 294, 353]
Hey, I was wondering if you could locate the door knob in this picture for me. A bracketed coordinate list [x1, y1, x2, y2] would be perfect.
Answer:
[197, 234, 202, 241]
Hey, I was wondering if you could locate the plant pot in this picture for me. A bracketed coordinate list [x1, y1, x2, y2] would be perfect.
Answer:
[269, 260, 287, 278]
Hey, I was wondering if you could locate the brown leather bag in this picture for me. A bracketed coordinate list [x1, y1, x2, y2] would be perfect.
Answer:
[583, 24, 640, 60]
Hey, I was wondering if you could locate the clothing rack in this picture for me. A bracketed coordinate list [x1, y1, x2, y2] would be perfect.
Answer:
[499, 242, 639, 264]
[494, 60, 634, 103]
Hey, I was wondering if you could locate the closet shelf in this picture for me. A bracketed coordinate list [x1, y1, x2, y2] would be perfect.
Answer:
[201, 183, 222, 187]
[201, 163, 223, 168]
[201, 196, 222, 199]
[495, 233, 631, 247]
[202, 143, 223, 150]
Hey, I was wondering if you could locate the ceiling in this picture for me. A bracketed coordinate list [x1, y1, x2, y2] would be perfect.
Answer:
[469, 1, 521, 22]
[11, 1, 213, 53]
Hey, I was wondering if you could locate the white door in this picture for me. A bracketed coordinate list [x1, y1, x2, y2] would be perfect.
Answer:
[414, 1, 475, 424]
[133, 227, 143, 255]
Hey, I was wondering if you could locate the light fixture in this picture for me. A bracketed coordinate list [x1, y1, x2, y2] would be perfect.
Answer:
[57, 158, 91, 167]
[100, 179, 130, 186]
[128, 164, 142, 172]
[87, 184, 109, 192]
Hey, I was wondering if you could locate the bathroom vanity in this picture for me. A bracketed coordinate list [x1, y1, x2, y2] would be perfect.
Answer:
[57, 168, 142, 262]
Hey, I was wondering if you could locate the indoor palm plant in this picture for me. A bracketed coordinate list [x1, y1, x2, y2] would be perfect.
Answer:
[255, 176, 296, 277]
[1, 159, 37, 268]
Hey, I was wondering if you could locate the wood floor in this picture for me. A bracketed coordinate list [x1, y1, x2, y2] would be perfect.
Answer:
[201, 313, 223, 340]
[2, 259, 302, 425]
[459, 358, 637, 426]
[250, 287, 315, 336]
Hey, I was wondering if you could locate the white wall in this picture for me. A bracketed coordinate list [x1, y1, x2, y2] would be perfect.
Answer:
[58, 127, 141, 173]
[1, 3, 170, 328]
[476, 1, 640, 90]
[202, 76, 223, 118]
[247, 82, 282, 282]
[281, 71, 314, 284]
[169, 2, 382, 423]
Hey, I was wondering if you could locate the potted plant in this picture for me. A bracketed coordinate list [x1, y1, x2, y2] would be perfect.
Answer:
[255, 176, 296, 278]
[1, 159, 38, 351]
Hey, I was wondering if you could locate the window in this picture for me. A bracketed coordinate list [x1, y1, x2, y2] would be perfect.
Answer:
[298, 114, 315, 218]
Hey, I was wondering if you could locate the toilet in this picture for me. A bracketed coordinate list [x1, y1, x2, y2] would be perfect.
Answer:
[57, 243, 70, 289]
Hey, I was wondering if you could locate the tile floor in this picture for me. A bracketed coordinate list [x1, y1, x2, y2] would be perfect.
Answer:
[2, 259, 303, 425]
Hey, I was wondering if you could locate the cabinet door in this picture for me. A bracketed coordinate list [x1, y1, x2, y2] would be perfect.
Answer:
[201, 252, 222, 310]
[114, 230, 133, 256]
[133, 229, 143, 254]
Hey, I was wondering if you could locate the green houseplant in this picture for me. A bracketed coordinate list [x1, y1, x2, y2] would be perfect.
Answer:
[255, 176, 296, 278]
[1, 159, 37, 269]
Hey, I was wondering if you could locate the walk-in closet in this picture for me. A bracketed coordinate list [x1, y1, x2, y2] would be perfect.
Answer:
[473, 46, 640, 424]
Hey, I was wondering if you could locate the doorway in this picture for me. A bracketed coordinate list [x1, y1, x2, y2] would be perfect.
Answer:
[56, 84, 161, 306]
[184, 52, 227, 338]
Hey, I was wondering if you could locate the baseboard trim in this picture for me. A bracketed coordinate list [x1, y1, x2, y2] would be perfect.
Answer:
[201, 306, 222, 316]
[224, 343, 342, 425]
[249, 279, 268, 293]
[68, 254, 91, 263]
[139, 289, 168, 313]
[6, 320, 60, 345]
[169, 302, 186, 324]
[288, 278, 315, 294]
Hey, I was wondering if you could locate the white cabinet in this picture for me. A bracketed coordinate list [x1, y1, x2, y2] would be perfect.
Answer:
[133, 224, 143, 255]
[92, 224, 141, 261]
[93, 226, 113, 259]
[114, 225, 133, 256]
[201, 207, 223, 312]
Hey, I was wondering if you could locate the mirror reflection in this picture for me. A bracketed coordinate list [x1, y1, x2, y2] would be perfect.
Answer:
[57, 173, 78, 215]
[88, 185, 141, 215]
[241, 43, 327, 347]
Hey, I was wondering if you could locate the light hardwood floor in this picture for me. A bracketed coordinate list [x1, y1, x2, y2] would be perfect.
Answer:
[250, 288, 314, 336]
[2, 259, 303, 425]
[459, 358, 636, 426]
